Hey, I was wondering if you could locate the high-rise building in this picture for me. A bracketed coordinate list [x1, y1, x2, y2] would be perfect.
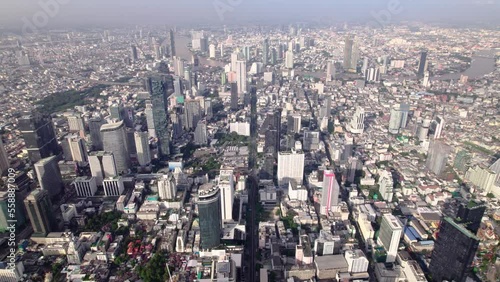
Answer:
[277, 150, 305, 187]
[432, 116, 445, 139]
[194, 121, 208, 146]
[134, 131, 151, 166]
[218, 170, 234, 222]
[235, 60, 247, 95]
[262, 38, 269, 64]
[0, 191, 27, 232]
[345, 249, 369, 273]
[67, 114, 85, 135]
[230, 83, 238, 111]
[174, 77, 183, 97]
[285, 50, 294, 69]
[169, 29, 176, 57]
[465, 165, 498, 194]
[144, 100, 156, 138]
[88, 116, 105, 150]
[130, 45, 138, 61]
[198, 184, 221, 250]
[231, 52, 238, 71]
[287, 115, 301, 134]
[34, 156, 63, 199]
[101, 121, 130, 174]
[24, 189, 56, 237]
[71, 176, 98, 197]
[320, 170, 339, 215]
[109, 103, 123, 121]
[88, 151, 117, 186]
[173, 56, 185, 76]
[67, 136, 88, 163]
[388, 104, 410, 134]
[18, 112, 60, 164]
[184, 99, 202, 130]
[378, 214, 403, 263]
[209, 44, 216, 58]
[455, 201, 486, 234]
[303, 131, 320, 151]
[326, 60, 336, 81]
[0, 138, 10, 175]
[417, 51, 428, 78]
[429, 217, 479, 282]
[158, 173, 176, 200]
[103, 176, 124, 197]
[426, 140, 451, 176]
[378, 170, 394, 202]
[147, 77, 170, 158]
[344, 36, 359, 72]
[349, 107, 365, 134]
[319, 95, 332, 119]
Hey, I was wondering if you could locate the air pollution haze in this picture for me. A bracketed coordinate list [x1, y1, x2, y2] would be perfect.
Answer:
[0, 0, 499, 30]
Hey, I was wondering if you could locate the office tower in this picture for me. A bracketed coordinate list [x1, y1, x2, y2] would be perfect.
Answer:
[429, 217, 479, 282]
[0, 191, 27, 232]
[277, 150, 305, 187]
[422, 71, 431, 87]
[417, 118, 431, 141]
[243, 46, 251, 61]
[24, 189, 56, 237]
[231, 52, 238, 71]
[109, 103, 123, 121]
[456, 201, 486, 234]
[285, 50, 294, 69]
[184, 99, 202, 130]
[71, 176, 98, 197]
[0, 138, 9, 175]
[89, 151, 117, 185]
[102, 176, 124, 197]
[67, 136, 88, 163]
[174, 76, 183, 96]
[388, 103, 410, 134]
[147, 77, 170, 158]
[270, 48, 277, 65]
[173, 56, 185, 76]
[194, 121, 208, 146]
[320, 170, 339, 215]
[426, 140, 451, 176]
[170, 107, 184, 140]
[319, 95, 332, 119]
[34, 156, 63, 199]
[88, 116, 105, 151]
[230, 83, 238, 111]
[101, 121, 130, 174]
[417, 51, 428, 78]
[262, 38, 269, 64]
[67, 114, 85, 135]
[198, 184, 222, 250]
[344, 36, 359, 72]
[432, 116, 445, 139]
[349, 107, 365, 134]
[235, 60, 247, 95]
[169, 29, 176, 57]
[303, 131, 320, 151]
[130, 45, 138, 61]
[158, 173, 176, 200]
[378, 170, 394, 202]
[209, 44, 216, 58]
[204, 98, 213, 120]
[144, 100, 156, 138]
[378, 214, 403, 263]
[218, 170, 234, 222]
[134, 131, 151, 166]
[18, 112, 60, 164]
[326, 60, 336, 81]
[287, 115, 301, 134]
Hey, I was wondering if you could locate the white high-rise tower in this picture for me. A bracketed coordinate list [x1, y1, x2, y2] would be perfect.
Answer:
[218, 170, 234, 222]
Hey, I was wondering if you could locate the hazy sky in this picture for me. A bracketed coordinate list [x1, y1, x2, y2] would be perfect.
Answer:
[0, 0, 498, 29]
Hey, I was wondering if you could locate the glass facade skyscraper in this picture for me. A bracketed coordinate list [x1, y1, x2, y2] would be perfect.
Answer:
[198, 184, 221, 250]
[147, 77, 170, 158]
[18, 111, 61, 164]
[24, 189, 56, 237]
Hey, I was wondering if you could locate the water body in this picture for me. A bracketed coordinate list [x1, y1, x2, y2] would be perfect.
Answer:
[437, 49, 497, 80]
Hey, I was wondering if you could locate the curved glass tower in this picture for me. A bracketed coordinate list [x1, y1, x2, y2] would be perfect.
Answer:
[198, 184, 221, 250]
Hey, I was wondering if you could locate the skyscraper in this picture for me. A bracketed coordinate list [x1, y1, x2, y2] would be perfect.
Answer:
[262, 38, 269, 64]
[88, 116, 106, 151]
[67, 114, 85, 135]
[34, 156, 63, 200]
[169, 29, 176, 57]
[235, 60, 247, 95]
[230, 82, 238, 111]
[88, 151, 117, 186]
[218, 170, 234, 222]
[432, 116, 445, 139]
[101, 121, 130, 174]
[343, 36, 359, 72]
[349, 107, 365, 134]
[198, 184, 221, 250]
[320, 170, 339, 215]
[388, 104, 410, 134]
[0, 138, 9, 175]
[67, 136, 88, 163]
[184, 99, 202, 130]
[287, 115, 301, 134]
[158, 173, 176, 200]
[130, 45, 138, 61]
[417, 51, 428, 78]
[18, 112, 61, 164]
[24, 189, 56, 237]
[429, 217, 479, 282]
[277, 150, 305, 187]
[147, 77, 170, 158]
[285, 50, 294, 69]
[326, 60, 336, 81]
[378, 170, 394, 202]
[194, 120, 208, 146]
[378, 214, 403, 263]
[303, 131, 320, 151]
[456, 201, 486, 234]
[209, 44, 216, 58]
[426, 140, 451, 176]
[134, 131, 151, 166]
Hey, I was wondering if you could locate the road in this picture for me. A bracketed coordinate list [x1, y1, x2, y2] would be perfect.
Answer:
[245, 87, 259, 282]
